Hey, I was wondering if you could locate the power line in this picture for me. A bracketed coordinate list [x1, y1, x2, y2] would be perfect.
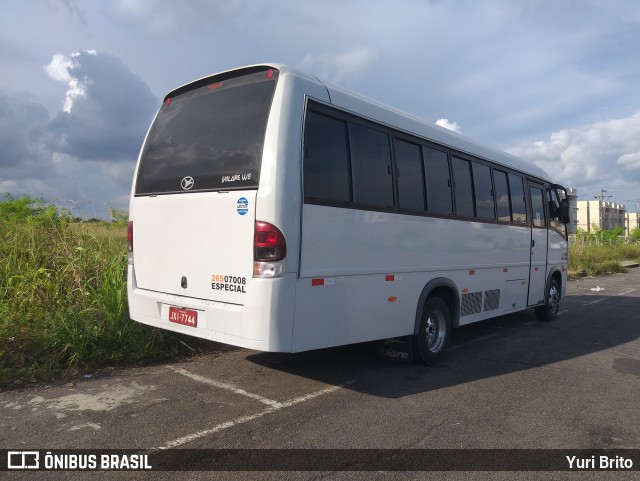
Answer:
[594, 189, 612, 202]
[626, 199, 640, 214]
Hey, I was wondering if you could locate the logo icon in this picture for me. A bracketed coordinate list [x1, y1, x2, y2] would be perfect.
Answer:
[237, 197, 249, 215]
[181, 176, 195, 190]
[7, 451, 40, 469]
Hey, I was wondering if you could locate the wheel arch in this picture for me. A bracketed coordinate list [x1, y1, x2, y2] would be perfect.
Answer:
[414, 277, 460, 334]
[534, 268, 563, 322]
[548, 268, 563, 298]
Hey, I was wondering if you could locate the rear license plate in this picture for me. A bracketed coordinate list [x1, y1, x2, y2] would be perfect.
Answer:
[168, 306, 198, 327]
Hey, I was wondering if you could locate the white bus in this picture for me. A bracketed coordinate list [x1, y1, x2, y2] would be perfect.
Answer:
[127, 64, 569, 364]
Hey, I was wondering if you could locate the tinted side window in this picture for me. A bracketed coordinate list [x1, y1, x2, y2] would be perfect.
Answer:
[530, 186, 546, 228]
[452, 157, 474, 218]
[509, 173, 527, 224]
[494, 170, 511, 222]
[423, 146, 453, 216]
[349, 123, 394, 208]
[472, 162, 495, 220]
[304, 111, 351, 203]
[395, 139, 425, 211]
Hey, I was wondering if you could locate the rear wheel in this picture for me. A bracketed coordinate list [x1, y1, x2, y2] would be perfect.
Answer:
[535, 277, 561, 321]
[413, 297, 451, 364]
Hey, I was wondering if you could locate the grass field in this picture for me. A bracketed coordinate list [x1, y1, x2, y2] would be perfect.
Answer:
[569, 242, 640, 277]
[1, 194, 639, 388]
[0, 195, 193, 389]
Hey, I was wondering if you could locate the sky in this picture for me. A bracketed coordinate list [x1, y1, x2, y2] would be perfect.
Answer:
[1, 0, 640, 219]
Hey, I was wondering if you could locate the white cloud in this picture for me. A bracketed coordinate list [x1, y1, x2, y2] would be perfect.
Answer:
[111, 0, 243, 33]
[617, 151, 640, 168]
[507, 112, 640, 197]
[326, 46, 379, 79]
[435, 119, 462, 133]
[1, 51, 157, 218]
[299, 46, 379, 83]
[44, 50, 97, 113]
[47, 50, 157, 161]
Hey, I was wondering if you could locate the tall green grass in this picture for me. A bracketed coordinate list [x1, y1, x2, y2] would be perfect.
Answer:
[0, 195, 179, 388]
[569, 241, 640, 277]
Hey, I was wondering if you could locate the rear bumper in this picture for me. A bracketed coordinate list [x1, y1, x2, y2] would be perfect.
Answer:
[127, 265, 295, 352]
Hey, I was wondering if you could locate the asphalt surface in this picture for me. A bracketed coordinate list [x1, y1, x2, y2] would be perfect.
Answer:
[1, 269, 639, 480]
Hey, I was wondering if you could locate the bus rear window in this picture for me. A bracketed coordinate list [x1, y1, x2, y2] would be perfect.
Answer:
[135, 68, 278, 195]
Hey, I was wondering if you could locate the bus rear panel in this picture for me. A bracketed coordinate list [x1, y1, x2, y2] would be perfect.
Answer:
[128, 66, 298, 351]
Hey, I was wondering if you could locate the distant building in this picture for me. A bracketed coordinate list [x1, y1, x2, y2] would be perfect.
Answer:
[576, 200, 626, 232]
[627, 212, 640, 234]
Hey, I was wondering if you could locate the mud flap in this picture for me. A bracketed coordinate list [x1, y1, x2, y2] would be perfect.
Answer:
[375, 336, 414, 362]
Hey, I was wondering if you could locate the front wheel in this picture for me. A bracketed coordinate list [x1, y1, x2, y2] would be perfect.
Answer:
[535, 277, 561, 321]
[413, 297, 451, 364]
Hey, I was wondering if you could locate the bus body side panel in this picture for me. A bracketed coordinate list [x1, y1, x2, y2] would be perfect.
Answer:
[547, 229, 569, 297]
[291, 205, 533, 352]
[255, 72, 331, 276]
[292, 271, 425, 351]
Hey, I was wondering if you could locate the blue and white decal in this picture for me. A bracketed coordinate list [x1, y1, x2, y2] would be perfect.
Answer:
[236, 197, 249, 216]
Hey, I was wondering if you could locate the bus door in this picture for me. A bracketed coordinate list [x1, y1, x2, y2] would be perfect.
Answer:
[528, 183, 548, 306]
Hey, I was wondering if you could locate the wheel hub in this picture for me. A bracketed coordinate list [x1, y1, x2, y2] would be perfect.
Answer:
[425, 313, 444, 352]
[548, 286, 559, 313]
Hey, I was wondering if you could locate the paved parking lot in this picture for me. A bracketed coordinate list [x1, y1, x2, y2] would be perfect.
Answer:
[1, 270, 639, 479]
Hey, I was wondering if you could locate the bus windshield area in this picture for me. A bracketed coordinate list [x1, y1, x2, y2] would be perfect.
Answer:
[135, 68, 278, 195]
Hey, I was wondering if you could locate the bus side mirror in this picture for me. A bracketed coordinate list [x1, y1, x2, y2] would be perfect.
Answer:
[560, 198, 570, 224]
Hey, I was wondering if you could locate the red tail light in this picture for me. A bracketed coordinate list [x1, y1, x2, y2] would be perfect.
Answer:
[254, 221, 286, 261]
[127, 221, 134, 265]
[127, 221, 133, 252]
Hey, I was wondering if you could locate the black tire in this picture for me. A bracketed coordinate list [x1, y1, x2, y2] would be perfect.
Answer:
[413, 297, 451, 364]
[535, 277, 561, 322]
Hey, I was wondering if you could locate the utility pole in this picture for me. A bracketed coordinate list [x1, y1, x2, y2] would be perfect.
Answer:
[626, 199, 640, 233]
[626, 199, 640, 213]
[594, 189, 612, 202]
[594, 189, 612, 231]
